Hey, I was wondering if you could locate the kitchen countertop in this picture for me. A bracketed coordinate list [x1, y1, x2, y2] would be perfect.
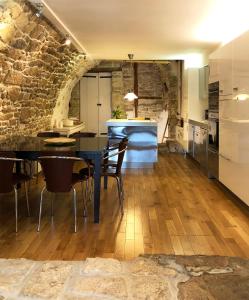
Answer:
[106, 119, 157, 127]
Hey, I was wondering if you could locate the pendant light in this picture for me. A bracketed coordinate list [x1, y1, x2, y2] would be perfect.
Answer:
[124, 54, 138, 101]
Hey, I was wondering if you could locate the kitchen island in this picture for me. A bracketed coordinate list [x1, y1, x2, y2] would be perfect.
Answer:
[106, 119, 158, 168]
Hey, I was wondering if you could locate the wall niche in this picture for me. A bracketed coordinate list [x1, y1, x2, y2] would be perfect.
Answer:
[69, 60, 182, 142]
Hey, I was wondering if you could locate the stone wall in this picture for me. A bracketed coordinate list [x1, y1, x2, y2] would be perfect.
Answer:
[0, 0, 95, 140]
[112, 61, 180, 140]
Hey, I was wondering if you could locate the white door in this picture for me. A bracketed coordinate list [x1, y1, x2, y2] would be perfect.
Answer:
[80, 73, 112, 135]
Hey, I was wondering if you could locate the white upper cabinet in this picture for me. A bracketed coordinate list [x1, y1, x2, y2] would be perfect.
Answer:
[219, 42, 233, 99]
[209, 30, 249, 100]
[209, 42, 233, 99]
[209, 30, 249, 207]
[232, 31, 249, 99]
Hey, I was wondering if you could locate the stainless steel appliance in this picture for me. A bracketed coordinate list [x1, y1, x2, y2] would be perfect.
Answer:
[208, 82, 219, 179]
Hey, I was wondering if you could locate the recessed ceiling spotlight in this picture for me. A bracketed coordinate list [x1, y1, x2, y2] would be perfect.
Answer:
[64, 35, 72, 46]
[0, 22, 8, 30]
[35, 3, 44, 18]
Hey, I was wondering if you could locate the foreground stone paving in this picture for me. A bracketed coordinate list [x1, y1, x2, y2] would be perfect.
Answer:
[0, 255, 248, 299]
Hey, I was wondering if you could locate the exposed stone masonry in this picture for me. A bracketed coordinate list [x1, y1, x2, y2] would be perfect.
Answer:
[0, 0, 95, 140]
[0, 255, 248, 299]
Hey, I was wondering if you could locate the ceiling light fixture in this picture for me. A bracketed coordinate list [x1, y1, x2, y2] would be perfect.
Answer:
[124, 90, 138, 102]
[64, 35, 72, 46]
[124, 54, 138, 102]
[35, 3, 44, 18]
[0, 22, 8, 30]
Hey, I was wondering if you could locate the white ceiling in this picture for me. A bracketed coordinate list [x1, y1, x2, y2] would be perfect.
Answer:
[42, 0, 249, 61]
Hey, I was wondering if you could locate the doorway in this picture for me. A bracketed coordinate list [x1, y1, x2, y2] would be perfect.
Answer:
[80, 72, 112, 135]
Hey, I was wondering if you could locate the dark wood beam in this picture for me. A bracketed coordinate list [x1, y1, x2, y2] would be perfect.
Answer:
[134, 62, 138, 117]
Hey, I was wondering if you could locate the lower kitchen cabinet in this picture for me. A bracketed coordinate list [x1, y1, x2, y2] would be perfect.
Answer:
[219, 112, 249, 206]
[219, 156, 249, 206]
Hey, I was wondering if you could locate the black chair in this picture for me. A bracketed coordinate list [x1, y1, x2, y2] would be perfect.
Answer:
[69, 132, 96, 138]
[24, 132, 61, 182]
[37, 156, 88, 233]
[0, 157, 30, 232]
[37, 132, 60, 138]
[79, 138, 128, 214]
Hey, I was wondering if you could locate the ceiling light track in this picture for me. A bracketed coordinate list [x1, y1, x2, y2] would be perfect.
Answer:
[28, 0, 90, 58]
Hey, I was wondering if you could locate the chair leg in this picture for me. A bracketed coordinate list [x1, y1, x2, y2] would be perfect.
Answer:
[120, 176, 125, 214]
[24, 181, 30, 217]
[120, 175, 125, 201]
[36, 161, 39, 184]
[51, 195, 54, 218]
[115, 177, 123, 213]
[37, 187, 46, 232]
[14, 187, 18, 233]
[81, 181, 87, 218]
[73, 188, 77, 233]
[90, 177, 94, 202]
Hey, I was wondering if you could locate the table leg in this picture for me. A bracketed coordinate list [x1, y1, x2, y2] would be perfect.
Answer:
[16, 161, 22, 189]
[93, 154, 101, 223]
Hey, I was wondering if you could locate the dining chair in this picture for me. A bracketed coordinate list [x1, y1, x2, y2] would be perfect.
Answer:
[37, 156, 86, 233]
[79, 138, 128, 215]
[64, 133, 97, 198]
[0, 157, 30, 232]
[37, 132, 61, 138]
[24, 132, 61, 183]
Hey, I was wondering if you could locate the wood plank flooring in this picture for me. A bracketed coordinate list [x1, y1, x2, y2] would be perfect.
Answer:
[0, 153, 249, 260]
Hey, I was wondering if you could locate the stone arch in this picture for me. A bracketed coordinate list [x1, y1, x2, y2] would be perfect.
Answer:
[0, 0, 96, 139]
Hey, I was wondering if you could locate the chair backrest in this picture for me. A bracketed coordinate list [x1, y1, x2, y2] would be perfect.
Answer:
[104, 138, 128, 175]
[37, 132, 60, 137]
[116, 138, 128, 175]
[70, 132, 96, 138]
[0, 157, 21, 193]
[39, 156, 81, 193]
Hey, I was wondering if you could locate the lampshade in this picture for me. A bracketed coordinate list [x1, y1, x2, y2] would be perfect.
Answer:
[124, 91, 138, 101]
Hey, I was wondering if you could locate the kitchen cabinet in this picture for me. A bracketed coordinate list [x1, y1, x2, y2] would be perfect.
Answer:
[232, 31, 249, 99]
[188, 124, 195, 157]
[209, 42, 233, 99]
[219, 155, 249, 206]
[188, 120, 208, 171]
[209, 29, 249, 206]
[194, 126, 201, 163]
[209, 31, 249, 100]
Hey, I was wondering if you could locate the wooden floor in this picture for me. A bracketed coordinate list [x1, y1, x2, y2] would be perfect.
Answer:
[0, 153, 249, 260]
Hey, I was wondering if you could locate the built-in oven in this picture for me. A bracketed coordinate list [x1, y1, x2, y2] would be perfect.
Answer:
[208, 82, 219, 179]
[208, 81, 219, 111]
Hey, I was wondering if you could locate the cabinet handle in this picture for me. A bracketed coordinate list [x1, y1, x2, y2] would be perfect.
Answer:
[219, 153, 231, 161]
[233, 87, 238, 92]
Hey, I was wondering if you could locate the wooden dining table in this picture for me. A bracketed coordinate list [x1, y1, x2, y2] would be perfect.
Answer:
[0, 136, 108, 223]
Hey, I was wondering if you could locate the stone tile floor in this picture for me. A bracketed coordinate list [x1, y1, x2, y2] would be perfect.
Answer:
[0, 255, 248, 299]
